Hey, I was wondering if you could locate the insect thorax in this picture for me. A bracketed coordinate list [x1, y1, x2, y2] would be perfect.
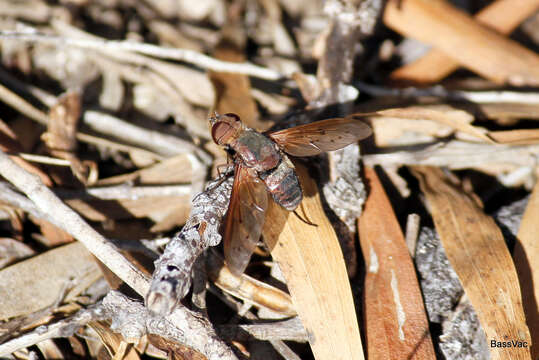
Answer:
[232, 129, 281, 172]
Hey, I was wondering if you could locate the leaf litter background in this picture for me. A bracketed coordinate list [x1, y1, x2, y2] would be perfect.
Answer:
[0, 0, 537, 359]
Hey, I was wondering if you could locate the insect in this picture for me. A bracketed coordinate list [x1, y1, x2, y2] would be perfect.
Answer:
[210, 112, 372, 275]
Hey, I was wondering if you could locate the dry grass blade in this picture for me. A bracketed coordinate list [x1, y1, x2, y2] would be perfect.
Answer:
[515, 181, 539, 359]
[390, 0, 539, 84]
[412, 166, 532, 360]
[358, 167, 435, 359]
[384, 0, 539, 86]
[262, 163, 364, 360]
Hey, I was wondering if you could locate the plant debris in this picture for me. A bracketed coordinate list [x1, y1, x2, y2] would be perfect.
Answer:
[0, 1, 537, 359]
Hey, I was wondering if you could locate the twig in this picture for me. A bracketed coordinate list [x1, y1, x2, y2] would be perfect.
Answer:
[104, 291, 237, 360]
[0, 83, 49, 125]
[83, 111, 211, 164]
[75, 133, 164, 162]
[18, 153, 71, 166]
[0, 149, 150, 294]
[146, 175, 233, 315]
[0, 305, 100, 356]
[54, 183, 191, 200]
[0, 152, 237, 359]
[354, 81, 539, 104]
[0, 182, 52, 222]
[217, 317, 307, 342]
[0, 30, 284, 81]
[405, 213, 421, 257]
[362, 140, 539, 169]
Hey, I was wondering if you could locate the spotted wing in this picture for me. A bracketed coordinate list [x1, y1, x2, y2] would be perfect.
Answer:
[268, 115, 372, 157]
[223, 163, 268, 275]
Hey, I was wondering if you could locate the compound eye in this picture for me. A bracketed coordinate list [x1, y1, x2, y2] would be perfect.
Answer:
[224, 113, 241, 122]
[211, 121, 234, 145]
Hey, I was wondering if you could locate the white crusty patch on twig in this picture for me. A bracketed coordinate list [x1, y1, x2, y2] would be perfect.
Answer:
[146, 176, 233, 315]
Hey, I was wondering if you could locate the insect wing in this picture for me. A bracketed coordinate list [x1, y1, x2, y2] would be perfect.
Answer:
[268, 116, 372, 156]
[223, 164, 268, 275]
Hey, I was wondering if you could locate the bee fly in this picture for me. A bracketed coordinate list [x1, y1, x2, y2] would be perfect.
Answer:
[210, 112, 372, 275]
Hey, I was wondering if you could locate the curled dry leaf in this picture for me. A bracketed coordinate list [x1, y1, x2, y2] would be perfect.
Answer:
[262, 162, 364, 360]
[412, 166, 532, 360]
[44, 91, 97, 185]
[358, 167, 436, 359]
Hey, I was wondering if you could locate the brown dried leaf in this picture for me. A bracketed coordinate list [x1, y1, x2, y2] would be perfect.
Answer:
[36, 339, 64, 360]
[390, 0, 539, 84]
[89, 321, 141, 360]
[43, 91, 94, 185]
[0, 242, 102, 320]
[147, 334, 207, 360]
[358, 167, 436, 359]
[30, 215, 74, 247]
[412, 166, 532, 360]
[263, 163, 364, 360]
[44, 91, 80, 154]
[0, 118, 52, 186]
[488, 129, 539, 144]
[209, 39, 264, 131]
[384, 0, 539, 86]
[515, 181, 539, 359]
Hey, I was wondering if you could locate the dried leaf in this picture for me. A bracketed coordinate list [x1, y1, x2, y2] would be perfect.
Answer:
[97, 154, 193, 186]
[515, 181, 539, 359]
[488, 129, 539, 144]
[358, 167, 436, 359]
[0, 242, 102, 320]
[0, 237, 35, 269]
[89, 321, 141, 360]
[209, 39, 265, 130]
[377, 106, 492, 143]
[0, 117, 52, 186]
[36, 339, 64, 359]
[412, 166, 531, 360]
[44, 91, 80, 154]
[390, 0, 539, 84]
[384, 0, 539, 86]
[30, 215, 74, 247]
[147, 334, 207, 360]
[263, 163, 364, 360]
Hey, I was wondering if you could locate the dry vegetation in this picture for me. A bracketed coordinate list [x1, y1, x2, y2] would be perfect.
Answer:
[0, 0, 538, 359]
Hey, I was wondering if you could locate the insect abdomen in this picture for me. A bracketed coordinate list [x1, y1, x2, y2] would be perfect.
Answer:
[261, 160, 302, 211]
